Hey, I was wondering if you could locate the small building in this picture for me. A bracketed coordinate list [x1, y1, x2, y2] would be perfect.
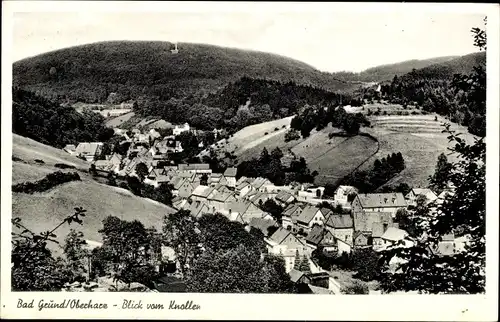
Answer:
[295, 205, 327, 236]
[75, 142, 103, 162]
[281, 204, 304, 231]
[251, 177, 273, 192]
[190, 185, 218, 202]
[405, 188, 438, 206]
[324, 213, 354, 246]
[236, 181, 253, 198]
[351, 193, 407, 217]
[181, 199, 211, 218]
[208, 173, 228, 187]
[375, 227, 413, 252]
[207, 191, 237, 213]
[334, 185, 357, 207]
[265, 228, 308, 272]
[247, 217, 277, 237]
[178, 163, 212, 174]
[63, 144, 77, 155]
[275, 190, 296, 207]
[223, 167, 237, 188]
[305, 226, 338, 253]
[173, 122, 190, 136]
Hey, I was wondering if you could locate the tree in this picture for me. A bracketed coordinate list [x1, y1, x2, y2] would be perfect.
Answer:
[342, 280, 369, 294]
[200, 173, 209, 186]
[351, 248, 380, 281]
[429, 153, 452, 194]
[97, 216, 159, 288]
[185, 245, 295, 293]
[135, 162, 149, 181]
[260, 199, 284, 223]
[378, 25, 486, 294]
[297, 255, 311, 273]
[162, 210, 202, 277]
[11, 207, 87, 291]
[63, 229, 89, 282]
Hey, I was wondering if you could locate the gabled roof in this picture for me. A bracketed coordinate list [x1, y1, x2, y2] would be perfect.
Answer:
[407, 188, 438, 202]
[381, 227, 408, 242]
[94, 160, 115, 171]
[276, 190, 294, 203]
[289, 269, 305, 283]
[269, 227, 294, 244]
[191, 185, 215, 198]
[251, 177, 270, 189]
[178, 163, 210, 171]
[325, 214, 353, 229]
[226, 200, 251, 215]
[353, 231, 371, 246]
[296, 205, 321, 224]
[248, 217, 276, 236]
[209, 191, 235, 202]
[356, 193, 407, 208]
[335, 185, 357, 196]
[223, 167, 237, 177]
[236, 176, 250, 185]
[183, 200, 211, 218]
[305, 225, 326, 245]
[76, 142, 102, 155]
[282, 204, 303, 220]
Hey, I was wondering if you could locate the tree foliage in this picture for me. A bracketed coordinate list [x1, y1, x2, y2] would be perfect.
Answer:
[378, 25, 486, 294]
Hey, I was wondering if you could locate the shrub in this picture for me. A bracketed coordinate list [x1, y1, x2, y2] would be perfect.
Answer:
[34, 159, 45, 164]
[264, 132, 268, 135]
[274, 127, 279, 131]
[119, 182, 128, 190]
[411, 111, 418, 115]
[282, 125, 286, 129]
[12, 156, 24, 162]
[12, 171, 80, 194]
[54, 163, 76, 169]
[342, 281, 369, 294]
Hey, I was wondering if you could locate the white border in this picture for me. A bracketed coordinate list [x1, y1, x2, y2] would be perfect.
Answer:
[1, 2, 499, 320]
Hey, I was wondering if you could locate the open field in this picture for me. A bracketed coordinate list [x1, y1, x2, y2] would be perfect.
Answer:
[105, 111, 135, 127]
[362, 114, 476, 188]
[13, 134, 89, 171]
[12, 181, 177, 256]
[11, 134, 177, 256]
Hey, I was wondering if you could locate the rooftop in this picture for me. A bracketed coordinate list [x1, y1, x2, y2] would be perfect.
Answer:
[357, 193, 407, 208]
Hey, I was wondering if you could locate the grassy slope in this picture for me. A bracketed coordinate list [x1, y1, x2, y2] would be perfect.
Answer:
[363, 114, 476, 188]
[105, 112, 135, 128]
[11, 134, 177, 255]
[224, 119, 378, 186]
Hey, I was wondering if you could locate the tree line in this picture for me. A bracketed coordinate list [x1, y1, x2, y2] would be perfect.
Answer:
[237, 147, 317, 186]
[12, 87, 114, 148]
[12, 208, 296, 293]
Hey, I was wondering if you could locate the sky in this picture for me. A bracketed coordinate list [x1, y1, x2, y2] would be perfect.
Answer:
[11, 5, 486, 72]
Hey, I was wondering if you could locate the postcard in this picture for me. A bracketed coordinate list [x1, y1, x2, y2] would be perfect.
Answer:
[1, 1, 498, 320]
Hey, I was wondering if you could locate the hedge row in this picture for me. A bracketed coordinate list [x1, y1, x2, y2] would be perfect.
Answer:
[12, 171, 81, 194]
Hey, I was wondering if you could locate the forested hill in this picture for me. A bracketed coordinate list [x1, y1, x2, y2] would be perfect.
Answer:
[13, 41, 356, 104]
[331, 52, 484, 83]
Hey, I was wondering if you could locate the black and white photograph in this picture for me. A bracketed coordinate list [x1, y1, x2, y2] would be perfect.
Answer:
[1, 1, 499, 320]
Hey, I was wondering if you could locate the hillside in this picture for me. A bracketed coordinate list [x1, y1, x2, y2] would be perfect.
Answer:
[332, 52, 484, 83]
[13, 41, 355, 104]
[11, 134, 176, 255]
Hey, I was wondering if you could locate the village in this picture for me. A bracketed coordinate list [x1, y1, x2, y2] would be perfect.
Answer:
[60, 121, 463, 294]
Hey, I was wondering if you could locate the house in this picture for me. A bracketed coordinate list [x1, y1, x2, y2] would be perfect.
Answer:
[353, 231, 372, 249]
[295, 205, 327, 235]
[63, 144, 77, 155]
[246, 191, 272, 206]
[405, 188, 438, 206]
[208, 173, 228, 187]
[297, 186, 325, 201]
[93, 159, 116, 176]
[324, 213, 354, 246]
[219, 200, 264, 224]
[281, 204, 304, 231]
[305, 226, 338, 253]
[265, 228, 309, 272]
[173, 123, 190, 136]
[289, 269, 309, 285]
[375, 227, 413, 252]
[236, 181, 253, 198]
[351, 193, 407, 217]
[207, 191, 237, 213]
[250, 177, 272, 192]
[75, 142, 103, 162]
[247, 217, 277, 237]
[178, 163, 212, 174]
[172, 197, 188, 210]
[429, 233, 468, 257]
[190, 185, 218, 202]
[173, 178, 196, 198]
[275, 190, 295, 207]
[223, 167, 237, 187]
[181, 199, 211, 218]
[334, 185, 357, 207]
